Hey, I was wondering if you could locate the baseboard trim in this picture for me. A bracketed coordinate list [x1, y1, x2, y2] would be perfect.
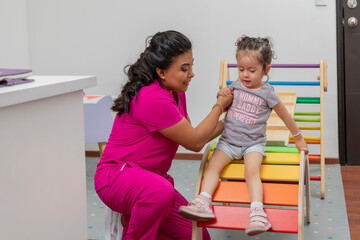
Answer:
[174, 153, 203, 160]
[312, 157, 339, 164]
[85, 151, 339, 164]
[85, 151, 101, 157]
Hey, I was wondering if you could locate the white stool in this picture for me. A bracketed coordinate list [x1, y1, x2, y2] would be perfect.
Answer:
[83, 95, 113, 151]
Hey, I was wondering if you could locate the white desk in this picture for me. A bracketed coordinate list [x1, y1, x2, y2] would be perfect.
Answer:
[0, 76, 96, 240]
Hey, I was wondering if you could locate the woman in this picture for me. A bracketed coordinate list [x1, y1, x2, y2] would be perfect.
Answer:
[94, 30, 232, 240]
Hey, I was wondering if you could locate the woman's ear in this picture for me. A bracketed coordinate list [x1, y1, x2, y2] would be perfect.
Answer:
[156, 67, 165, 79]
[265, 64, 271, 75]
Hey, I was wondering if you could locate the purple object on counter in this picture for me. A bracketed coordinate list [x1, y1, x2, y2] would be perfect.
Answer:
[0, 68, 32, 77]
[0, 68, 33, 87]
[0, 78, 34, 87]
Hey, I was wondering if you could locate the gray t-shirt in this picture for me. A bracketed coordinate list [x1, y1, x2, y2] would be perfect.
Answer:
[221, 80, 281, 147]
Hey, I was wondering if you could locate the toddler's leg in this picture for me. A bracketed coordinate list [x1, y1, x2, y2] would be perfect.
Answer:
[201, 149, 233, 196]
[178, 149, 232, 221]
[244, 152, 263, 203]
[243, 152, 271, 236]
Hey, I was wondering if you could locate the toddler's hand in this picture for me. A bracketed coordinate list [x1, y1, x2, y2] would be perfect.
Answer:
[294, 137, 309, 155]
[217, 87, 234, 97]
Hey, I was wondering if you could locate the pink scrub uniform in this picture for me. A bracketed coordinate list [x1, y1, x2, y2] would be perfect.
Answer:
[94, 80, 210, 240]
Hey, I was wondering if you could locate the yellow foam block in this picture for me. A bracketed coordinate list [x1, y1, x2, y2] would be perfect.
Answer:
[234, 152, 300, 165]
[208, 151, 301, 165]
[264, 152, 300, 164]
[217, 163, 300, 182]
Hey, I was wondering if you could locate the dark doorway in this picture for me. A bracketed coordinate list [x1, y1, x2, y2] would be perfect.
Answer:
[337, 0, 360, 165]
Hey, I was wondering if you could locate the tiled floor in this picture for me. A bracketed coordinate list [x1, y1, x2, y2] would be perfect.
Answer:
[86, 158, 350, 240]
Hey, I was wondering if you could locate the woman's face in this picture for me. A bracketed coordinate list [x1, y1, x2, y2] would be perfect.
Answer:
[157, 50, 194, 93]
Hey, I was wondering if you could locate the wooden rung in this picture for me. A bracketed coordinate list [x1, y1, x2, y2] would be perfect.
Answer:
[298, 126, 321, 130]
[197, 206, 298, 233]
[309, 154, 321, 161]
[289, 140, 320, 144]
[294, 112, 320, 116]
[297, 97, 320, 104]
[211, 181, 299, 206]
[290, 136, 320, 141]
[226, 80, 320, 87]
[218, 163, 299, 182]
[294, 117, 320, 122]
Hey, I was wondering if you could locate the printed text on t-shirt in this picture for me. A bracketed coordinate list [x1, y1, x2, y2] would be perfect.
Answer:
[226, 90, 264, 126]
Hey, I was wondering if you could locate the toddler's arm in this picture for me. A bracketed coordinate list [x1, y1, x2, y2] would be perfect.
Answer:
[273, 102, 309, 155]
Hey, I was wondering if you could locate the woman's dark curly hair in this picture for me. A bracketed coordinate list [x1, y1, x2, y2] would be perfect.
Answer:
[112, 30, 192, 116]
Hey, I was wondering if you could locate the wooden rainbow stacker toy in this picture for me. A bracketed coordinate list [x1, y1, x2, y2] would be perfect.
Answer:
[192, 143, 310, 240]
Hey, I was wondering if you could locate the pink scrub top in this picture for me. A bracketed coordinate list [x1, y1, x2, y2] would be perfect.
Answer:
[94, 80, 187, 192]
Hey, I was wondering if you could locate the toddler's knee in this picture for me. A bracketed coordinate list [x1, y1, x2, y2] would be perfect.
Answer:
[244, 167, 260, 180]
[206, 160, 223, 174]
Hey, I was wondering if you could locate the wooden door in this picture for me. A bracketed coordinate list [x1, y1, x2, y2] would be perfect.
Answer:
[337, 0, 360, 165]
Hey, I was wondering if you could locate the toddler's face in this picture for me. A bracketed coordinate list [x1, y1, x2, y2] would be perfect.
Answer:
[236, 51, 269, 89]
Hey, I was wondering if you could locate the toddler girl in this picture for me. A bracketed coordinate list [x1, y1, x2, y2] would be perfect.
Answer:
[179, 36, 309, 236]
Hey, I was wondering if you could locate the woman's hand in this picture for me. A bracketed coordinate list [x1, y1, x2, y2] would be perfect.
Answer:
[294, 136, 309, 155]
[217, 95, 233, 111]
[217, 87, 234, 110]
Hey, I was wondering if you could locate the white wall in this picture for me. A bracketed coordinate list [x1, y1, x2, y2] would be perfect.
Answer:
[0, 0, 30, 68]
[11, 0, 338, 157]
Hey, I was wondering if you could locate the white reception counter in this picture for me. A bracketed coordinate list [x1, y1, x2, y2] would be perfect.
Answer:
[0, 76, 96, 239]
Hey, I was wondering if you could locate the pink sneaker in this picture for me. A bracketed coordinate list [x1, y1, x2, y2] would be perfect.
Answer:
[245, 208, 271, 236]
[178, 195, 215, 221]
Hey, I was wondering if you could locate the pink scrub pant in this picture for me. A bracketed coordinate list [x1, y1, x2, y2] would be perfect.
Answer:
[96, 162, 211, 240]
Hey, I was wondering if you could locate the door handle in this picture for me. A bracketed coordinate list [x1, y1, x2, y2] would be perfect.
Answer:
[348, 0, 357, 8]
[348, 17, 358, 27]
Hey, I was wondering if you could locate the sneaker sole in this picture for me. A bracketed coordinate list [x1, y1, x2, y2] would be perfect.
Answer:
[178, 208, 215, 221]
[245, 224, 271, 236]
